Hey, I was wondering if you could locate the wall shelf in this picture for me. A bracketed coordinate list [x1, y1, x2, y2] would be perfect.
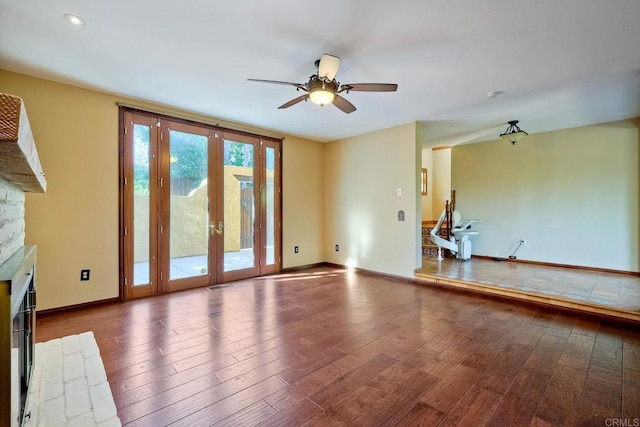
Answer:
[0, 93, 46, 193]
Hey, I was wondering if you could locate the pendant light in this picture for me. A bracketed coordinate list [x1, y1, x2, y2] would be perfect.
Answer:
[500, 120, 528, 145]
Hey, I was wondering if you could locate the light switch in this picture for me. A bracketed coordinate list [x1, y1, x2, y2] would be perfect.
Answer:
[397, 188, 402, 197]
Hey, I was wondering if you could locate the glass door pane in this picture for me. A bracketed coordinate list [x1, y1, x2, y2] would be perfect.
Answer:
[164, 123, 212, 291]
[223, 139, 255, 271]
[265, 146, 276, 266]
[133, 123, 151, 286]
[260, 140, 281, 276]
[123, 111, 159, 299]
[219, 136, 259, 280]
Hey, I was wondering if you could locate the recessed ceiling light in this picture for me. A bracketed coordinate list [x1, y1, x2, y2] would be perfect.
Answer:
[63, 14, 86, 26]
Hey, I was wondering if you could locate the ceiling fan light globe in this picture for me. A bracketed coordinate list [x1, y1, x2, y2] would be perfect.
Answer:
[310, 90, 335, 106]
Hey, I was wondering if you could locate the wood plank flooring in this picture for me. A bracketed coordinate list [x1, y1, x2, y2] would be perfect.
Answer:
[36, 267, 640, 426]
[417, 257, 640, 322]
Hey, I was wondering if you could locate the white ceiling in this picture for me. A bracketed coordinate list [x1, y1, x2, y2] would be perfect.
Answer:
[1, 0, 640, 146]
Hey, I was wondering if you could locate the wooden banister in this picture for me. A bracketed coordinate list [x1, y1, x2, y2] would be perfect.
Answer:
[445, 190, 456, 241]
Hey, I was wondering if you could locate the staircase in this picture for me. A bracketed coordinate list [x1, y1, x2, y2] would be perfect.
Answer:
[421, 221, 444, 257]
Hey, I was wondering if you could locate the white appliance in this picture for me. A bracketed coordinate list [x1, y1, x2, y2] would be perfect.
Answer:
[430, 210, 481, 261]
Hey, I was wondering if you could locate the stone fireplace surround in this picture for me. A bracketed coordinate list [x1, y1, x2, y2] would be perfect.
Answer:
[1, 91, 46, 261]
[0, 177, 26, 265]
[1, 92, 46, 426]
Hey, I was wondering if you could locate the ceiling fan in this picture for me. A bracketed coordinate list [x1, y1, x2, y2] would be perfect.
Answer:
[248, 54, 398, 114]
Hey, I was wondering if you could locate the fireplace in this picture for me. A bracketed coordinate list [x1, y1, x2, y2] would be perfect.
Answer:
[0, 93, 46, 426]
[1, 246, 37, 426]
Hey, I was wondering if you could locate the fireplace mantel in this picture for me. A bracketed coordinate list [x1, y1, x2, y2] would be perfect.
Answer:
[0, 93, 46, 193]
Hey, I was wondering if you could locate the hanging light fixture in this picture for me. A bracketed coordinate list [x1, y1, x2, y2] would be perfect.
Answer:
[308, 77, 336, 106]
[309, 88, 335, 106]
[500, 120, 528, 145]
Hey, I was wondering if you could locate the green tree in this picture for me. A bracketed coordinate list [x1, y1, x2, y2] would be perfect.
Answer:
[133, 125, 150, 195]
[224, 141, 253, 167]
[170, 130, 208, 182]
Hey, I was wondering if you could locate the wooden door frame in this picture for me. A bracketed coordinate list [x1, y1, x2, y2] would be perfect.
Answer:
[161, 120, 214, 293]
[119, 106, 283, 300]
[217, 132, 261, 283]
[260, 139, 282, 276]
[120, 111, 160, 300]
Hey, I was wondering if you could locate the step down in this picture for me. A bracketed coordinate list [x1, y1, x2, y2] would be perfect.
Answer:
[414, 271, 640, 323]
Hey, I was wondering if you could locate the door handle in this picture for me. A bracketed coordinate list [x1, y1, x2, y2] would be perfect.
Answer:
[210, 221, 224, 235]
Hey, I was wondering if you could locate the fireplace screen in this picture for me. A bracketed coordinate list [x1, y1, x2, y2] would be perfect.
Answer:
[1, 246, 37, 426]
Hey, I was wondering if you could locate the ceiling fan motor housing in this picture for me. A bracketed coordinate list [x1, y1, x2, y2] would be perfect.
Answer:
[308, 76, 338, 94]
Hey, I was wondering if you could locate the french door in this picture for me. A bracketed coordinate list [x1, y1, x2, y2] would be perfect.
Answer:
[120, 109, 281, 299]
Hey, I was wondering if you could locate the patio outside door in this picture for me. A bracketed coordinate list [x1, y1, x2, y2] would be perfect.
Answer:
[163, 120, 213, 292]
[215, 134, 260, 283]
[121, 110, 281, 299]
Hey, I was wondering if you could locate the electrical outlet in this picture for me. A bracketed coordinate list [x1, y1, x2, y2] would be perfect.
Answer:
[294, 246, 299, 253]
[521, 240, 526, 246]
[335, 244, 340, 252]
[80, 269, 90, 281]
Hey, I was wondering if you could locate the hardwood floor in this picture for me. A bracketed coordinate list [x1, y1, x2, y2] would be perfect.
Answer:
[417, 257, 640, 322]
[36, 267, 640, 426]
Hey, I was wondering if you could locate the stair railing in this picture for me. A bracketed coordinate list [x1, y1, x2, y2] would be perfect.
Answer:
[445, 190, 456, 241]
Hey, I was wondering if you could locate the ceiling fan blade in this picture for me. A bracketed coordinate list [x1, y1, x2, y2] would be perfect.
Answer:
[333, 95, 356, 114]
[248, 79, 306, 90]
[318, 54, 340, 80]
[340, 83, 398, 92]
[278, 94, 308, 109]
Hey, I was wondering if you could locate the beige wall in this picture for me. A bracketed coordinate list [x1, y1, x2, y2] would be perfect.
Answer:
[324, 122, 421, 278]
[421, 148, 433, 221]
[0, 73, 120, 310]
[282, 136, 325, 267]
[0, 69, 326, 309]
[432, 147, 451, 219]
[420, 146, 452, 222]
[452, 119, 640, 272]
